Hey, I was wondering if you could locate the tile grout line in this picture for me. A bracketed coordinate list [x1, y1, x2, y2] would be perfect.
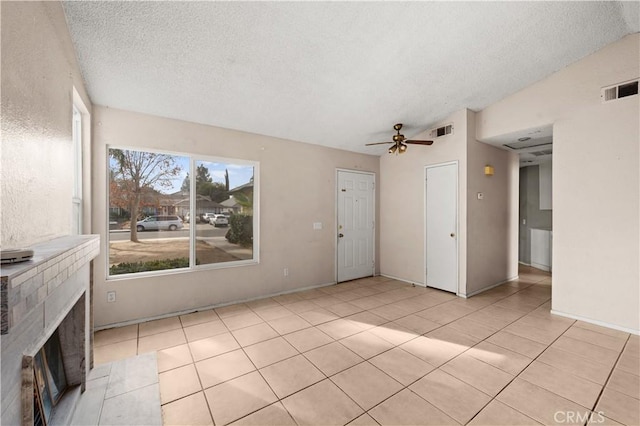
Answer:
[585, 333, 633, 425]
[98, 271, 560, 425]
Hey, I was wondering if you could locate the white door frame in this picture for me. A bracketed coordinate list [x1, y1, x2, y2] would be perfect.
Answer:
[424, 161, 459, 295]
[335, 168, 376, 283]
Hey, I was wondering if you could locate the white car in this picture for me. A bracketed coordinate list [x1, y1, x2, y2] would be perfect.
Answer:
[210, 214, 229, 227]
[202, 212, 217, 223]
[136, 215, 183, 231]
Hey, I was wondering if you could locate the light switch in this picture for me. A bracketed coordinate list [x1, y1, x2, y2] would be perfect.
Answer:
[313, 222, 323, 230]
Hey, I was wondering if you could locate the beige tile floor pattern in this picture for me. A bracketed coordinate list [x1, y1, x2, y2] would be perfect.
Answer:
[94, 267, 640, 426]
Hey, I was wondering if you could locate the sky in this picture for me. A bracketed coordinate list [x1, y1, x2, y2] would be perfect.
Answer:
[109, 149, 254, 194]
[172, 156, 254, 193]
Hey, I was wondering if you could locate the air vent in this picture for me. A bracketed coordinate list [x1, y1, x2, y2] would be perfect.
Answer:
[601, 79, 638, 103]
[530, 149, 553, 157]
[503, 141, 552, 151]
[429, 124, 453, 138]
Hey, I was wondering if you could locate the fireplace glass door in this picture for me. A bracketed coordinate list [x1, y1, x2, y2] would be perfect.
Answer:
[33, 330, 68, 424]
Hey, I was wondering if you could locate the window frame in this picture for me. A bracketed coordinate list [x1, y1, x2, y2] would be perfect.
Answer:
[71, 105, 82, 235]
[106, 145, 260, 281]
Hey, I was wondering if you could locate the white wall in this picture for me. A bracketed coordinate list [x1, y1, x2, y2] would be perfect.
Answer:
[92, 107, 380, 327]
[379, 109, 468, 291]
[477, 33, 640, 332]
[1, 2, 92, 248]
[466, 110, 519, 296]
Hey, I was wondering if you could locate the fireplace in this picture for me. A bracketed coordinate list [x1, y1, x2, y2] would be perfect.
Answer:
[0, 235, 99, 426]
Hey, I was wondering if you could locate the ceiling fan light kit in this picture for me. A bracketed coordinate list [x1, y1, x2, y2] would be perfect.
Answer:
[366, 123, 433, 155]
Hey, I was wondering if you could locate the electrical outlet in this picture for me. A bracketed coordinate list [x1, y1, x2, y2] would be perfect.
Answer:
[107, 291, 116, 303]
[284, 268, 289, 277]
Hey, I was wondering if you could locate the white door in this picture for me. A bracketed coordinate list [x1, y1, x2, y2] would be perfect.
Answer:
[337, 170, 375, 282]
[426, 163, 458, 293]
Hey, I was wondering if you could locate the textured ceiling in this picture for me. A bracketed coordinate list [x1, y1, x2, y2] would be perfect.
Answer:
[62, 1, 639, 155]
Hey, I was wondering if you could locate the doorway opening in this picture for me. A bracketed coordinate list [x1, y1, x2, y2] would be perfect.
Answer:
[517, 137, 553, 275]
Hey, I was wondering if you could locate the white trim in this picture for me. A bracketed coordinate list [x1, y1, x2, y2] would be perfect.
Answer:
[96, 279, 337, 330]
[464, 276, 520, 297]
[379, 273, 425, 287]
[335, 168, 376, 283]
[424, 161, 459, 296]
[550, 309, 639, 336]
[518, 261, 531, 266]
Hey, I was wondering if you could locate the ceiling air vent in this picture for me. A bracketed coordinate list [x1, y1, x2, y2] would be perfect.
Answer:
[429, 124, 453, 138]
[601, 79, 638, 103]
[530, 149, 553, 157]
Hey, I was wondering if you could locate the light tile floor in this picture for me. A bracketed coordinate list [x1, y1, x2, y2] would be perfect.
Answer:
[93, 267, 640, 425]
[71, 352, 162, 425]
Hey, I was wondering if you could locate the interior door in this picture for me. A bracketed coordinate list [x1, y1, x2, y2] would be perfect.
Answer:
[337, 170, 375, 282]
[426, 162, 458, 293]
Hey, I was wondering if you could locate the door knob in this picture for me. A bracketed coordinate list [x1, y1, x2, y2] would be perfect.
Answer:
[450, 233, 455, 237]
[338, 233, 344, 238]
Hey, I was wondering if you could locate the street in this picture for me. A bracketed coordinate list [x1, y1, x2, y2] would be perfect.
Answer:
[109, 223, 227, 241]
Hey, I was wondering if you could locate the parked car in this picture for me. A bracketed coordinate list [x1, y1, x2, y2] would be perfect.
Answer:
[202, 212, 217, 224]
[136, 215, 183, 232]
[210, 214, 229, 227]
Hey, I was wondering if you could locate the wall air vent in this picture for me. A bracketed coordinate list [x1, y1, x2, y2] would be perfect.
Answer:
[601, 79, 638, 103]
[429, 124, 453, 139]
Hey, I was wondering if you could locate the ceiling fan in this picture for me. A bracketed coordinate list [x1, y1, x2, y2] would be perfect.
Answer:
[366, 123, 433, 154]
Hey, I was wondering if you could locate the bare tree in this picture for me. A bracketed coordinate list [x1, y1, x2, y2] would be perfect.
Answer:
[109, 149, 181, 242]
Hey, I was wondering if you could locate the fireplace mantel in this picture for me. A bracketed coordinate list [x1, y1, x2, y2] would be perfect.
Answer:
[1, 235, 99, 335]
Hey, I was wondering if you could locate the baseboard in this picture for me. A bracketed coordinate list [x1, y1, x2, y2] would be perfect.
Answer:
[531, 262, 551, 272]
[518, 261, 530, 266]
[379, 273, 425, 288]
[550, 309, 640, 336]
[95, 280, 338, 331]
[465, 276, 520, 298]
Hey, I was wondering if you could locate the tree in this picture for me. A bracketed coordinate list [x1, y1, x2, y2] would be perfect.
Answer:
[195, 164, 212, 187]
[199, 181, 228, 203]
[109, 149, 182, 242]
[232, 192, 253, 214]
[181, 173, 190, 192]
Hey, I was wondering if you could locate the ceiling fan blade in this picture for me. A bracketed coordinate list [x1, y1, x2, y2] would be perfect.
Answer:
[405, 140, 434, 145]
[365, 141, 394, 146]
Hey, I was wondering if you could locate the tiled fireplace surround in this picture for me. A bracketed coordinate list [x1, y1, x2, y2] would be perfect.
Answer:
[0, 235, 100, 425]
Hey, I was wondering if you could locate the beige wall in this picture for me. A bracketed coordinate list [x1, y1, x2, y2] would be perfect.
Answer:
[379, 109, 468, 291]
[1, 2, 92, 248]
[553, 99, 639, 330]
[466, 110, 519, 296]
[92, 107, 379, 327]
[379, 108, 519, 297]
[477, 33, 640, 332]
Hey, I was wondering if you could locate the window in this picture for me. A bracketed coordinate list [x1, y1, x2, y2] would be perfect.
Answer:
[71, 106, 82, 235]
[107, 147, 258, 277]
